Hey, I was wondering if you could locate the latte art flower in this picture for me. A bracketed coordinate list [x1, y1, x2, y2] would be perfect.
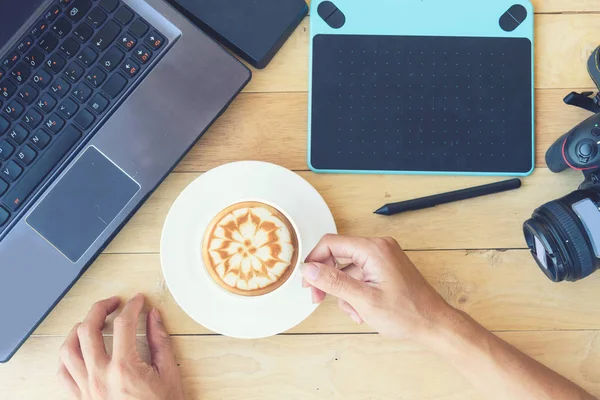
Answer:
[203, 202, 299, 296]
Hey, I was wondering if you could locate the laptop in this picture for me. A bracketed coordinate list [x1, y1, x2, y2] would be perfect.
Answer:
[0, 0, 251, 362]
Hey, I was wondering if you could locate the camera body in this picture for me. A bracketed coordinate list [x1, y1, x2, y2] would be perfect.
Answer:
[547, 45, 600, 174]
[523, 46, 600, 282]
[545, 113, 600, 175]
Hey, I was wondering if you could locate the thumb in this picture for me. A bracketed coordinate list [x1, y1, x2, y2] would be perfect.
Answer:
[146, 308, 177, 375]
[301, 262, 369, 307]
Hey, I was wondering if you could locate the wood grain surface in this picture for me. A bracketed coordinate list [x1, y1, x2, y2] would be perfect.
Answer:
[3, 332, 600, 400]
[3, 2, 600, 399]
[102, 169, 581, 253]
[32, 250, 600, 336]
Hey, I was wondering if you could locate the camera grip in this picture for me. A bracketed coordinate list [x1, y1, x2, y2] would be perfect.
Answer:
[546, 133, 570, 173]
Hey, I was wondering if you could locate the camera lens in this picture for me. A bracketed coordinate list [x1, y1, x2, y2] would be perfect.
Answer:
[523, 189, 600, 282]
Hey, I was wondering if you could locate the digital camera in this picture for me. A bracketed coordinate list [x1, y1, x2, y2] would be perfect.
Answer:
[523, 46, 600, 282]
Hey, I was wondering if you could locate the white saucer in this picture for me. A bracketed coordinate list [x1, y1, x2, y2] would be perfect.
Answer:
[160, 161, 337, 338]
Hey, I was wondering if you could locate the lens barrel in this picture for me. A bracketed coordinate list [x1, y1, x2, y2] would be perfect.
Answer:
[523, 189, 600, 282]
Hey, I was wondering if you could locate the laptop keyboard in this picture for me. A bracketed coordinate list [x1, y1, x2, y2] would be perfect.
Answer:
[0, 0, 169, 232]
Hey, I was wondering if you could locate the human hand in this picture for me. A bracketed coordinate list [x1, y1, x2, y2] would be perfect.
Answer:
[301, 235, 455, 342]
[58, 294, 186, 400]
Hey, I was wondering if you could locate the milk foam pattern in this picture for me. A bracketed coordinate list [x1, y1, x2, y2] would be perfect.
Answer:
[205, 205, 296, 292]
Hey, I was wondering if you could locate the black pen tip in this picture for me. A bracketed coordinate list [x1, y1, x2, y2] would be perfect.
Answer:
[374, 206, 389, 215]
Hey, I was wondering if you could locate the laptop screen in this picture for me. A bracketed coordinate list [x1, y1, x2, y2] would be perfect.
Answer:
[0, 0, 46, 48]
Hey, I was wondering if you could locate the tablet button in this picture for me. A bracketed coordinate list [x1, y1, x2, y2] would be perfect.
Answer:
[317, 1, 338, 21]
[508, 4, 528, 23]
[327, 9, 346, 29]
[500, 4, 527, 32]
[499, 11, 520, 32]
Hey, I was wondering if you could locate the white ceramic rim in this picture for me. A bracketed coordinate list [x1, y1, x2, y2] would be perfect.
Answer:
[160, 161, 337, 338]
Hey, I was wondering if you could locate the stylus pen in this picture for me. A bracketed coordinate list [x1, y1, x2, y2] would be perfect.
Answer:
[374, 178, 522, 216]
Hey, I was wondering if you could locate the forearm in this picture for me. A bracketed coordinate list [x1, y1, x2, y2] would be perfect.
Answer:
[422, 307, 595, 400]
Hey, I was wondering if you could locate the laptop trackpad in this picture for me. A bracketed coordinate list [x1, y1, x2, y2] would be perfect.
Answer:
[27, 147, 140, 263]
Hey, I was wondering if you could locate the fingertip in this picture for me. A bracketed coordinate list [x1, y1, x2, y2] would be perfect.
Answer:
[310, 288, 319, 304]
[338, 299, 354, 315]
[127, 293, 146, 309]
[311, 287, 326, 304]
[350, 312, 363, 324]
[71, 322, 82, 336]
[105, 296, 121, 313]
[301, 263, 320, 282]
[151, 307, 162, 323]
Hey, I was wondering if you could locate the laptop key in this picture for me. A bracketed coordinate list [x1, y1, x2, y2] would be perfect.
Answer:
[52, 18, 72, 39]
[30, 21, 49, 39]
[99, 0, 119, 13]
[129, 19, 149, 38]
[7, 124, 29, 145]
[37, 94, 58, 114]
[16, 36, 34, 54]
[64, 62, 85, 83]
[45, 5, 62, 22]
[118, 33, 136, 51]
[92, 21, 121, 52]
[11, 63, 30, 84]
[39, 34, 59, 54]
[73, 23, 94, 43]
[0, 80, 17, 98]
[100, 47, 124, 72]
[32, 69, 52, 89]
[121, 59, 139, 78]
[88, 93, 109, 114]
[72, 82, 93, 103]
[2, 52, 19, 70]
[60, 37, 80, 58]
[134, 46, 151, 64]
[58, 99, 79, 119]
[50, 78, 70, 98]
[43, 114, 66, 133]
[74, 108, 94, 129]
[0, 180, 7, 196]
[46, 53, 67, 73]
[30, 130, 51, 150]
[18, 83, 39, 105]
[0, 116, 9, 134]
[0, 140, 14, 161]
[86, 67, 106, 87]
[0, 207, 8, 226]
[87, 8, 108, 29]
[59, 0, 74, 6]
[146, 31, 164, 50]
[115, 6, 134, 26]
[16, 145, 37, 166]
[67, 0, 92, 23]
[2, 161, 23, 182]
[22, 109, 42, 129]
[77, 46, 99, 67]
[24, 48, 45, 68]
[4, 125, 81, 211]
[3, 100, 24, 120]
[102, 73, 126, 98]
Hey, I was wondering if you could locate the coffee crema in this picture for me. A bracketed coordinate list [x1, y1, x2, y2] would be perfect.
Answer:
[202, 202, 299, 296]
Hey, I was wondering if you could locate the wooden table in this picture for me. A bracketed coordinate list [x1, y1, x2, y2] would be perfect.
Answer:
[4, 1, 600, 398]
